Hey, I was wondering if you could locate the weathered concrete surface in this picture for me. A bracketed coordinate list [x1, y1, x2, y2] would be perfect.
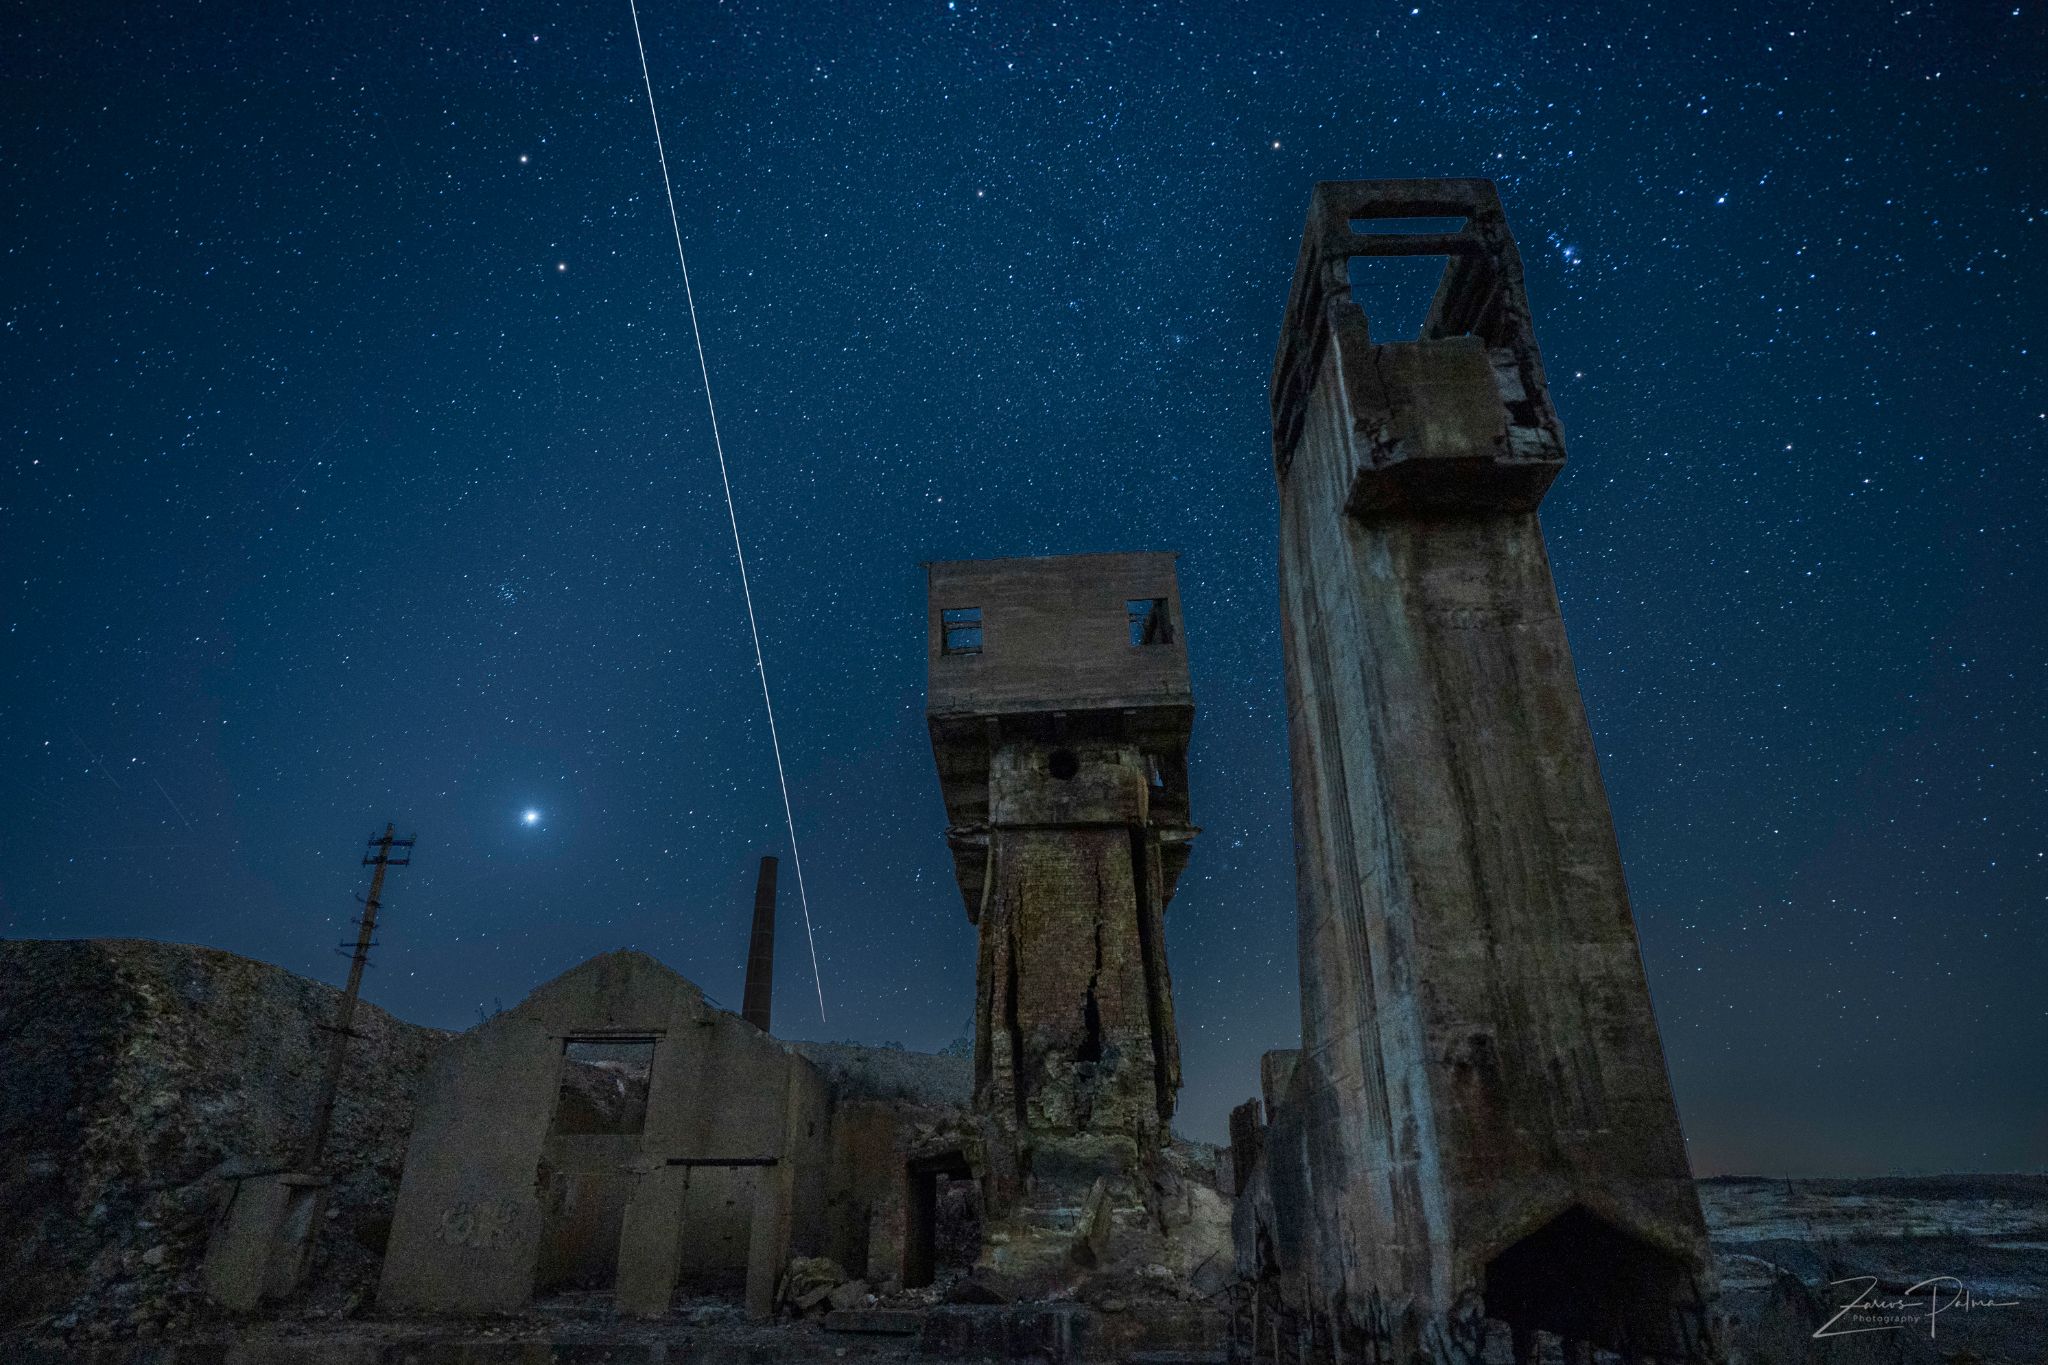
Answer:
[783, 1040, 976, 1287]
[199, 1172, 327, 1310]
[925, 553, 1192, 723]
[925, 553, 1194, 925]
[0, 938, 445, 1335]
[1239, 180, 1719, 1364]
[377, 950, 830, 1319]
[924, 553, 1213, 1305]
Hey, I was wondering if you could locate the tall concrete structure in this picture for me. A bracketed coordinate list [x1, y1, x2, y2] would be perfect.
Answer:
[1235, 180, 1721, 1364]
[925, 552, 1196, 1284]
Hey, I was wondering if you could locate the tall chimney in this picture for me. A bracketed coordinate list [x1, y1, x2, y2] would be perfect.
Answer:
[741, 855, 777, 1032]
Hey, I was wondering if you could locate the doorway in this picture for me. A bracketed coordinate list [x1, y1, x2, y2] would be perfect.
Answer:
[533, 1038, 654, 1297]
[903, 1150, 980, 1289]
[1483, 1204, 1700, 1356]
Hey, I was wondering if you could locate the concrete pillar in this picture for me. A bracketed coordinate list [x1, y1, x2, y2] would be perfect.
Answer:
[744, 1158, 793, 1321]
[1260, 179, 1721, 1361]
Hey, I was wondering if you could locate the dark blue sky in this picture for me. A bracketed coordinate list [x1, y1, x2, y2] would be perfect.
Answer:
[4, 1, 2042, 1174]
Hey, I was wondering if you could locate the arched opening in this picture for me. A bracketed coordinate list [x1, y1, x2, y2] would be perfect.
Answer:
[1483, 1205, 1700, 1356]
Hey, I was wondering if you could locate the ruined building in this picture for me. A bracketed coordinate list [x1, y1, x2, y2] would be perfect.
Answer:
[372, 858, 979, 1321]
[378, 950, 833, 1320]
[1233, 180, 1722, 1363]
[925, 553, 1202, 1290]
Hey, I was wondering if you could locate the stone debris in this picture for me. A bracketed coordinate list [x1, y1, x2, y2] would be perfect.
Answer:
[783, 1256, 851, 1315]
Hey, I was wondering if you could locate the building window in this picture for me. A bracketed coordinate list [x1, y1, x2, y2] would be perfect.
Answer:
[942, 606, 983, 655]
[1127, 597, 1173, 646]
[552, 1039, 654, 1136]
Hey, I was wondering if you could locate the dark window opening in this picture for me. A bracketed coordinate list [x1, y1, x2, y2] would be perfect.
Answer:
[1047, 749, 1080, 781]
[1346, 253, 1457, 344]
[1339, 212, 1522, 349]
[551, 1039, 654, 1136]
[941, 606, 982, 656]
[1146, 754, 1166, 790]
[1127, 597, 1173, 646]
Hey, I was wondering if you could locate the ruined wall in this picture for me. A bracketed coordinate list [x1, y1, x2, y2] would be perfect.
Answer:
[789, 1042, 974, 1284]
[1246, 180, 1718, 1364]
[378, 950, 827, 1318]
[976, 813, 1176, 1145]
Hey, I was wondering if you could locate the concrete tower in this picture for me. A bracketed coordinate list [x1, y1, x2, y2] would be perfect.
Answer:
[924, 553, 1195, 1276]
[1235, 181, 1721, 1364]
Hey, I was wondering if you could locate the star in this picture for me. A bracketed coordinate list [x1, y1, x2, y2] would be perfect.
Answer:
[522, 809, 541, 826]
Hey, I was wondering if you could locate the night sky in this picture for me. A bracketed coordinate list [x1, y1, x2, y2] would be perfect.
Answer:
[5, 2, 2043, 1176]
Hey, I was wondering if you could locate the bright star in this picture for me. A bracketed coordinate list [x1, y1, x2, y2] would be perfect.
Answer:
[522, 809, 541, 826]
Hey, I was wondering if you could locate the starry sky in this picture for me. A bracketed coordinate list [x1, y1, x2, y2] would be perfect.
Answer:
[4, 1, 2043, 1175]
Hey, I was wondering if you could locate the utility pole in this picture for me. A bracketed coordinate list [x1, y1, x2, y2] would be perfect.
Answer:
[300, 823, 414, 1171]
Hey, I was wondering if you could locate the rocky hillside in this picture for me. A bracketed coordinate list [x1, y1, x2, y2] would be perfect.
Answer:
[0, 938, 447, 1335]
[790, 1040, 973, 1107]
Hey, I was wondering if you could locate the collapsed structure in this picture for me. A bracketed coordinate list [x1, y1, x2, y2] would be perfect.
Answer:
[1231, 178, 1722, 1364]
[924, 554, 1222, 1300]
[378, 950, 830, 1318]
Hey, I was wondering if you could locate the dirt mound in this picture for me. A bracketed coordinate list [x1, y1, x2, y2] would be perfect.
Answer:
[0, 938, 447, 1336]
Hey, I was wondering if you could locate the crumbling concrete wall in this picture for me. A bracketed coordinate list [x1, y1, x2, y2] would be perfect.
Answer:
[978, 816, 1176, 1143]
[787, 1041, 978, 1287]
[1240, 180, 1720, 1365]
[378, 950, 829, 1319]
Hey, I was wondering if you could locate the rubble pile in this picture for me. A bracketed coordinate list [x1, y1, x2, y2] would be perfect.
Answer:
[0, 938, 445, 1340]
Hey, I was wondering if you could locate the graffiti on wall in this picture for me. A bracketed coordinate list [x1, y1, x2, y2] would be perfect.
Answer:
[434, 1198, 521, 1250]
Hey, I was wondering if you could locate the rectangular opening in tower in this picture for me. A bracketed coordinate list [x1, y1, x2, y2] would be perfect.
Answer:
[941, 606, 983, 655]
[1126, 597, 1172, 646]
[1345, 252, 1456, 343]
[1339, 212, 1516, 349]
